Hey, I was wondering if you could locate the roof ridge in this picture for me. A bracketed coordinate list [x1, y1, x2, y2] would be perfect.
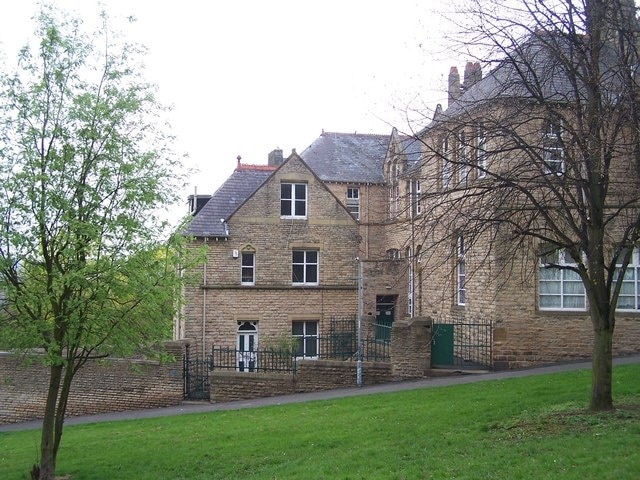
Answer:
[320, 130, 390, 138]
[235, 163, 279, 172]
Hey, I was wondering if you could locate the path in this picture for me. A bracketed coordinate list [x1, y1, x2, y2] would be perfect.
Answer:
[2, 355, 638, 433]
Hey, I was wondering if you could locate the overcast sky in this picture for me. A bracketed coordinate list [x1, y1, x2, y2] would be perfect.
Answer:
[0, 0, 457, 223]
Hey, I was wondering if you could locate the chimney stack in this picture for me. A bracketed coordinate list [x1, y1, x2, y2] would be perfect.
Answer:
[464, 61, 482, 89]
[448, 66, 461, 107]
[268, 149, 284, 166]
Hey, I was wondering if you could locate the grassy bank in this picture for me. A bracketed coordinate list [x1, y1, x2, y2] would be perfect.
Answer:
[2, 364, 639, 479]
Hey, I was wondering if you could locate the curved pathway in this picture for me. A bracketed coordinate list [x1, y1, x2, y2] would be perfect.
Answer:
[2, 355, 638, 433]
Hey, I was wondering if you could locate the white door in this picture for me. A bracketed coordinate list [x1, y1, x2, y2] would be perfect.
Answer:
[237, 321, 258, 372]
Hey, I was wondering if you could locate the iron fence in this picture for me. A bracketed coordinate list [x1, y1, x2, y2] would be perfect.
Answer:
[431, 321, 493, 369]
[318, 334, 357, 360]
[362, 338, 391, 361]
[210, 346, 297, 374]
[210, 335, 390, 375]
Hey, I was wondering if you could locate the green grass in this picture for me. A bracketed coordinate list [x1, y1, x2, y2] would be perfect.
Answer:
[2, 365, 639, 479]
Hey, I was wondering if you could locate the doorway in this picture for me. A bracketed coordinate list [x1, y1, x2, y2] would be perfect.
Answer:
[237, 321, 258, 372]
[375, 295, 395, 342]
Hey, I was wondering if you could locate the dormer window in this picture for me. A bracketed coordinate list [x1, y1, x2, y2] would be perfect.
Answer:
[281, 182, 307, 218]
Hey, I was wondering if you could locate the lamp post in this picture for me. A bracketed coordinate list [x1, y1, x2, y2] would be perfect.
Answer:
[356, 257, 363, 386]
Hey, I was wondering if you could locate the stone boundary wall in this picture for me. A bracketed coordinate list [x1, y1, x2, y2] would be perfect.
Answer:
[210, 359, 393, 403]
[0, 340, 188, 425]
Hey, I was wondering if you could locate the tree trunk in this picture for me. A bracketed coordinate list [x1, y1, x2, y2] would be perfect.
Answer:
[590, 325, 614, 411]
[36, 363, 63, 480]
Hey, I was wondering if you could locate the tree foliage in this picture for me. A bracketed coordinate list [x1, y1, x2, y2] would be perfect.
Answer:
[0, 6, 193, 479]
[403, 0, 640, 411]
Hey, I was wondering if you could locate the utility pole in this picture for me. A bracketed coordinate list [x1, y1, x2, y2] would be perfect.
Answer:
[356, 257, 363, 386]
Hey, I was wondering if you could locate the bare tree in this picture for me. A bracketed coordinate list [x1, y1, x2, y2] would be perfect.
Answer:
[401, 0, 640, 411]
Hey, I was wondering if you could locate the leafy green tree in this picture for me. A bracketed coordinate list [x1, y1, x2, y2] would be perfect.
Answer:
[0, 6, 190, 479]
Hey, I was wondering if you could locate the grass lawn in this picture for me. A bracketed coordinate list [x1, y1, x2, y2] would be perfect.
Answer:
[1, 364, 639, 479]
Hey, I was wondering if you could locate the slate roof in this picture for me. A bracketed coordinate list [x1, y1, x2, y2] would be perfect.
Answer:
[184, 165, 275, 237]
[399, 135, 423, 172]
[428, 31, 596, 129]
[301, 132, 391, 184]
[184, 132, 401, 238]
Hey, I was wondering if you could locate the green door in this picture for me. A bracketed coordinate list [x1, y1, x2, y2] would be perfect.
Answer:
[375, 296, 395, 342]
[431, 324, 454, 366]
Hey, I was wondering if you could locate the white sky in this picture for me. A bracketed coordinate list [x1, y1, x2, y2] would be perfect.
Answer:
[0, 0, 457, 224]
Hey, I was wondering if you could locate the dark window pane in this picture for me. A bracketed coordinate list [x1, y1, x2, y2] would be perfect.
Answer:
[305, 337, 317, 356]
[281, 199, 291, 216]
[242, 268, 253, 283]
[294, 199, 306, 216]
[281, 183, 292, 198]
[292, 321, 304, 335]
[292, 251, 304, 263]
[306, 322, 317, 335]
[306, 251, 317, 263]
[241, 253, 253, 266]
[292, 264, 304, 283]
[294, 184, 306, 199]
[306, 265, 317, 283]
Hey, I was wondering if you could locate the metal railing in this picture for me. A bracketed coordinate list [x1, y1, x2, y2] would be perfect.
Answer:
[209, 335, 391, 375]
[210, 346, 297, 374]
[362, 338, 391, 362]
[318, 334, 357, 360]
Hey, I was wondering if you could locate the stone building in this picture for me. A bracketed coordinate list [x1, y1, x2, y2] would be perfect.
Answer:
[180, 20, 640, 374]
[385, 28, 640, 368]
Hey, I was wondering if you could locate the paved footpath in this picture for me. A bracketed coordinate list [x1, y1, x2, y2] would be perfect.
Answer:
[2, 355, 639, 433]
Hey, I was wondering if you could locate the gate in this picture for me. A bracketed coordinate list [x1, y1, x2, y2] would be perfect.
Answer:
[431, 322, 493, 369]
[184, 356, 211, 400]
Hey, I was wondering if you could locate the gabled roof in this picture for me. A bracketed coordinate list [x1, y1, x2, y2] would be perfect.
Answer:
[184, 132, 394, 238]
[184, 164, 276, 238]
[386, 128, 422, 174]
[429, 30, 624, 128]
[301, 131, 391, 184]
[446, 35, 573, 118]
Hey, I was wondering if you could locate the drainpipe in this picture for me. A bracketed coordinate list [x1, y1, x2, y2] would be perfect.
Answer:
[202, 257, 207, 359]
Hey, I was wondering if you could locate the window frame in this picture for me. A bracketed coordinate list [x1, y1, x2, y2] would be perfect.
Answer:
[614, 247, 640, 312]
[442, 136, 452, 189]
[476, 123, 487, 179]
[456, 235, 466, 306]
[542, 120, 565, 175]
[292, 320, 319, 359]
[538, 248, 586, 311]
[409, 179, 422, 217]
[457, 130, 468, 184]
[388, 184, 400, 219]
[280, 182, 308, 218]
[292, 249, 319, 286]
[346, 187, 360, 220]
[386, 248, 400, 260]
[240, 251, 255, 286]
